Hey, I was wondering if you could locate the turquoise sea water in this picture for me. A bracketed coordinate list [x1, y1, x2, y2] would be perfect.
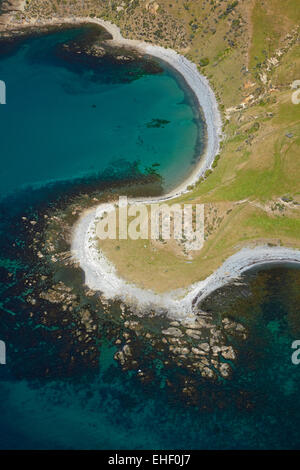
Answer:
[0, 27, 300, 450]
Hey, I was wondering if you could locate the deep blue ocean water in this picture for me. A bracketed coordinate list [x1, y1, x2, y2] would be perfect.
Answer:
[0, 26, 300, 450]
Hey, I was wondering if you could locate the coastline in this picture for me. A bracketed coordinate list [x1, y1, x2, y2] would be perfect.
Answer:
[1, 14, 300, 319]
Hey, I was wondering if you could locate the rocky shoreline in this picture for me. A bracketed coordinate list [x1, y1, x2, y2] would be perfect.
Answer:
[2, 183, 251, 397]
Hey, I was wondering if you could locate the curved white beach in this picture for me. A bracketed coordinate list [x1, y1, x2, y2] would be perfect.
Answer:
[68, 18, 300, 319]
[72, 201, 300, 320]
